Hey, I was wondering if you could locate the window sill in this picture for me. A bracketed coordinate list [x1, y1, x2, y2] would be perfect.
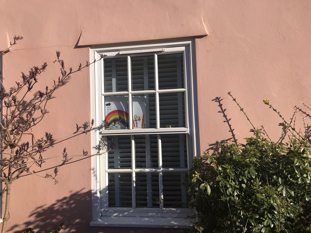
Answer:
[90, 208, 194, 228]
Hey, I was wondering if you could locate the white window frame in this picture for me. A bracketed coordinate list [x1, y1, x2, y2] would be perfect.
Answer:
[90, 40, 198, 228]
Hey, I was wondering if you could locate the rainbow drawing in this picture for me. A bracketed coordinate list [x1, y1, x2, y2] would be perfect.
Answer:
[105, 110, 129, 129]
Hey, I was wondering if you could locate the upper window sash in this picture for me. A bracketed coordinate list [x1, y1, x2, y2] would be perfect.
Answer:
[98, 49, 189, 133]
[102, 52, 185, 94]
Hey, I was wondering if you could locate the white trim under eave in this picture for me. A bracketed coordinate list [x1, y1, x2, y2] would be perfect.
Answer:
[92, 41, 192, 55]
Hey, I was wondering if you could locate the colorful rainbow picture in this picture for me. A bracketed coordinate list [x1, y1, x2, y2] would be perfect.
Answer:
[105, 110, 129, 129]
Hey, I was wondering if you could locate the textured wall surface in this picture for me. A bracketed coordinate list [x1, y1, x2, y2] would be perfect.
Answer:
[1, 0, 311, 232]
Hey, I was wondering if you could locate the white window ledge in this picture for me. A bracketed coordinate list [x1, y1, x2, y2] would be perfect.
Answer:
[90, 208, 194, 228]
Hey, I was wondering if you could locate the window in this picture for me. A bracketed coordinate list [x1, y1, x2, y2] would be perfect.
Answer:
[91, 41, 198, 227]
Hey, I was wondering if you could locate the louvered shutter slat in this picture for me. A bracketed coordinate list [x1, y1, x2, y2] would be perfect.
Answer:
[135, 135, 158, 168]
[160, 92, 185, 128]
[108, 136, 131, 169]
[162, 135, 187, 169]
[108, 173, 132, 207]
[136, 173, 159, 208]
[158, 53, 184, 90]
[104, 57, 128, 92]
[132, 55, 154, 91]
[163, 173, 187, 208]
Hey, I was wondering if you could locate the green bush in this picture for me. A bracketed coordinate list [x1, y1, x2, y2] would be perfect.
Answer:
[189, 131, 311, 233]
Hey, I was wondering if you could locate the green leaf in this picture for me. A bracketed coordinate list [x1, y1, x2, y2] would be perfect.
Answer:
[199, 182, 211, 196]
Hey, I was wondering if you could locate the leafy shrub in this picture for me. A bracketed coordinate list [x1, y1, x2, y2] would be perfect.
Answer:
[189, 95, 311, 233]
[189, 132, 311, 232]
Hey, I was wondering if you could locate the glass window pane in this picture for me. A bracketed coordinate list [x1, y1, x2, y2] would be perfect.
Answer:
[160, 92, 185, 128]
[158, 53, 184, 89]
[136, 173, 159, 208]
[162, 134, 187, 168]
[104, 95, 129, 130]
[108, 136, 131, 169]
[163, 172, 187, 208]
[132, 55, 155, 91]
[132, 94, 156, 129]
[108, 173, 132, 207]
[135, 135, 158, 168]
[104, 57, 128, 92]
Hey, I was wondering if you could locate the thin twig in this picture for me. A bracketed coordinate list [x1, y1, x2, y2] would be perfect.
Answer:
[295, 105, 311, 119]
[228, 91, 256, 130]
[260, 125, 272, 141]
[263, 100, 303, 139]
[212, 97, 238, 144]
[303, 103, 311, 113]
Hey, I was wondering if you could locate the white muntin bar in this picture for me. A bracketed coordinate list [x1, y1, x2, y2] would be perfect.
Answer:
[131, 136, 136, 208]
[102, 91, 128, 96]
[112, 59, 116, 92]
[100, 127, 189, 136]
[107, 168, 188, 173]
[128, 56, 133, 130]
[154, 54, 160, 129]
[158, 136, 162, 170]
[102, 89, 186, 97]
[157, 88, 186, 94]
[158, 135, 164, 208]
[132, 90, 155, 95]
[107, 169, 132, 173]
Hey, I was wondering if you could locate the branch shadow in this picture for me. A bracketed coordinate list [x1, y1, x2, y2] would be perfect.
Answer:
[8, 189, 92, 233]
[8, 189, 189, 233]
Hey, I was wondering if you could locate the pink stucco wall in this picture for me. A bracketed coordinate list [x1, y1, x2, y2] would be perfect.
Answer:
[1, 0, 311, 232]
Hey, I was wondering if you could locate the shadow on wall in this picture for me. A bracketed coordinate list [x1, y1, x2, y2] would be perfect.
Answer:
[8, 189, 189, 233]
[8, 189, 92, 233]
